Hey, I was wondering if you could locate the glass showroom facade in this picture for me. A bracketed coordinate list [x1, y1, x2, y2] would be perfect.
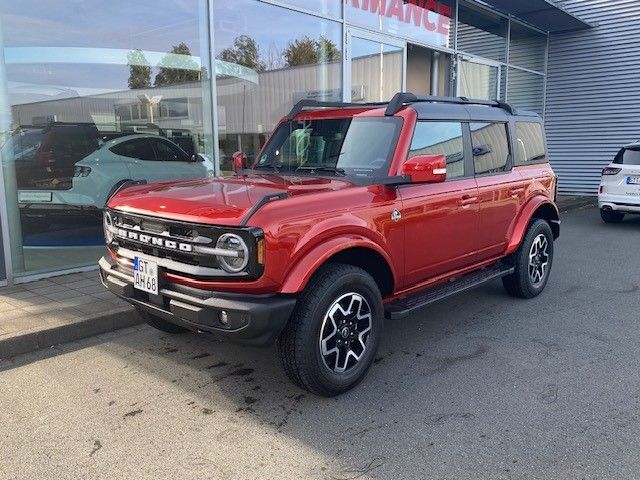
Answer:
[0, 0, 548, 284]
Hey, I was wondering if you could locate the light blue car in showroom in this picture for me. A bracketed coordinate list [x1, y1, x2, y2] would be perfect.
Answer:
[18, 134, 214, 227]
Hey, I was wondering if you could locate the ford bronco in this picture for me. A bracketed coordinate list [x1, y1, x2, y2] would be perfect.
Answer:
[99, 93, 559, 396]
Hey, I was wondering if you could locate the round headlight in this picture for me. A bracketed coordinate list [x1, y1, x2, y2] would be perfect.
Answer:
[216, 233, 249, 273]
[103, 211, 114, 244]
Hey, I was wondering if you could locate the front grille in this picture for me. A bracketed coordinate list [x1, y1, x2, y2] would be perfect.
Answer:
[107, 209, 264, 280]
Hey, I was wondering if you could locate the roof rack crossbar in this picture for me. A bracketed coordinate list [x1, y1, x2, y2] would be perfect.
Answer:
[384, 92, 517, 116]
[287, 99, 388, 120]
[287, 93, 518, 119]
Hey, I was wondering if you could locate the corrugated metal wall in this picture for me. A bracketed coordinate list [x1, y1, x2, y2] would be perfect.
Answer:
[546, 0, 640, 195]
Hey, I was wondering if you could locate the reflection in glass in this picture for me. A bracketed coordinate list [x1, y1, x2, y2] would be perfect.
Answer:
[214, 0, 342, 173]
[470, 122, 510, 174]
[256, 117, 401, 178]
[344, 0, 454, 49]
[409, 122, 464, 178]
[280, 0, 342, 18]
[351, 37, 403, 102]
[0, 0, 214, 277]
[457, 4, 507, 62]
[509, 23, 547, 73]
[507, 68, 545, 115]
[459, 60, 499, 100]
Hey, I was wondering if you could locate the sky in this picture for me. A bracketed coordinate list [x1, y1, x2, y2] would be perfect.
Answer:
[0, 0, 207, 103]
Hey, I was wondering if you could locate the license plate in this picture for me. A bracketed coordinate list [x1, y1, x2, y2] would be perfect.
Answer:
[626, 176, 640, 185]
[18, 191, 52, 203]
[133, 257, 158, 295]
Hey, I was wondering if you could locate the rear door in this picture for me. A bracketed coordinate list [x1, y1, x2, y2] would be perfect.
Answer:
[399, 120, 480, 285]
[473, 121, 526, 260]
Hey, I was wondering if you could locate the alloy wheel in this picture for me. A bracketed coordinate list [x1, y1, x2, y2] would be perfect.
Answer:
[528, 233, 550, 287]
[319, 292, 372, 373]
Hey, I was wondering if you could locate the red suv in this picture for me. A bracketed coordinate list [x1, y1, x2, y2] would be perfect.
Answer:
[100, 93, 559, 396]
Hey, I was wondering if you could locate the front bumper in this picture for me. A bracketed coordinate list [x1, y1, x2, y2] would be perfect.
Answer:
[99, 256, 296, 345]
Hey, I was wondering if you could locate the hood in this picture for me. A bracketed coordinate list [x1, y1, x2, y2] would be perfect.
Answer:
[107, 173, 355, 226]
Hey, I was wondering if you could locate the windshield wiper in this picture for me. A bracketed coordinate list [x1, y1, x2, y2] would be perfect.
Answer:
[295, 166, 346, 176]
[254, 162, 280, 173]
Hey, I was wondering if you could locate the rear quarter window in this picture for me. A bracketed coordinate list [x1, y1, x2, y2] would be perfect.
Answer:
[515, 122, 546, 165]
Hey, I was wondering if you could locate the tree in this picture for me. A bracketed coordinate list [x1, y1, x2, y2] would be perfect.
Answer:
[317, 36, 341, 63]
[284, 36, 341, 67]
[127, 49, 151, 89]
[283, 37, 318, 67]
[154, 42, 201, 87]
[218, 35, 265, 72]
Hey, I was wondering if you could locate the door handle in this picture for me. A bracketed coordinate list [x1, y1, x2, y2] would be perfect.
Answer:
[458, 195, 478, 207]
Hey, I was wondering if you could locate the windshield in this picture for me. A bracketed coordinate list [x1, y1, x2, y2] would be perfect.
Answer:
[614, 147, 640, 165]
[255, 117, 402, 179]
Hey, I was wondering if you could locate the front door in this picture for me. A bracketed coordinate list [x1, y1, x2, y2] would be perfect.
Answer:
[399, 120, 479, 287]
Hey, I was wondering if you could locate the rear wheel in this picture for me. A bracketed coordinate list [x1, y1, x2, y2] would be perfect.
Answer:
[502, 219, 554, 299]
[138, 309, 188, 334]
[277, 263, 383, 397]
[600, 209, 625, 223]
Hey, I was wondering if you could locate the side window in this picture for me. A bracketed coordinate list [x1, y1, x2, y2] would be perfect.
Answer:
[409, 122, 465, 179]
[151, 139, 188, 162]
[515, 122, 546, 164]
[110, 138, 155, 161]
[470, 122, 510, 175]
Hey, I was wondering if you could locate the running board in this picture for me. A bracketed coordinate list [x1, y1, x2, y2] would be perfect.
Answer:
[384, 264, 515, 320]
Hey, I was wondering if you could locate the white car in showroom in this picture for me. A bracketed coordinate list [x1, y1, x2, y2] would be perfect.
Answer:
[18, 134, 213, 226]
[598, 142, 640, 223]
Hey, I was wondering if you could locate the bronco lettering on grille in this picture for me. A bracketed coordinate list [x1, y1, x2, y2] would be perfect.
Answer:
[116, 228, 193, 252]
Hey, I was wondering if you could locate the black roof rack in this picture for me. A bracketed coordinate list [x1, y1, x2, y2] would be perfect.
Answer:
[384, 92, 518, 116]
[286, 93, 518, 120]
[287, 99, 389, 120]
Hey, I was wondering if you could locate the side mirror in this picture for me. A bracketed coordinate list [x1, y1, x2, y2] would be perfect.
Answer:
[190, 153, 205, 163]
[400, 154, 447, 183]
[232, 151, 247, 173]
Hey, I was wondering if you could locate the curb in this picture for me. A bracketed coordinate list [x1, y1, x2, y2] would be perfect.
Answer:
[557, 197, 598, 213]
[0, 307, 142, 360]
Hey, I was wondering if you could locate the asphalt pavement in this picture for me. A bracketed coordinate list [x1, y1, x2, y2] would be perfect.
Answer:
[1, 206, 639, 480]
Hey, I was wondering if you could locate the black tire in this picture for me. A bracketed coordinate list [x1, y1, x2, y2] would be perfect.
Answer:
[502, 219, 554, 299]
[277, 263, 384, 397]
[139, 309, 188, 334]
[600, 209, 624, 223]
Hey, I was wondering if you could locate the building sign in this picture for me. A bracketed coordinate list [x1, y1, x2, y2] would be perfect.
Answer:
[345, 0, 452, 48]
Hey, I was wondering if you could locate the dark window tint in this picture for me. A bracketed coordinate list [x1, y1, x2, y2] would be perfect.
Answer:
[613, 147, 640, 165]
[409, 122, 465, 179]
[515, 122, 546, 164]
[471, 122, 510, 175]
[151, 139, 187, 162]
[110, 138, 155, 161]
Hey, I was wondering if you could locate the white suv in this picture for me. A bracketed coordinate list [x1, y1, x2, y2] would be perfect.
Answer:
[598, 142, 640, 223]
[18, 134, 214, 223]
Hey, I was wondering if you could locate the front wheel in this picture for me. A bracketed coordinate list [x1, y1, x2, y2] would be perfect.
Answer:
[502, 219, 554, 299]
[277, 263, 384, 397]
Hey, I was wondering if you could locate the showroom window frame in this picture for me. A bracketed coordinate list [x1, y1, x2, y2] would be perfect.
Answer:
[0, 0, 219, 285]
